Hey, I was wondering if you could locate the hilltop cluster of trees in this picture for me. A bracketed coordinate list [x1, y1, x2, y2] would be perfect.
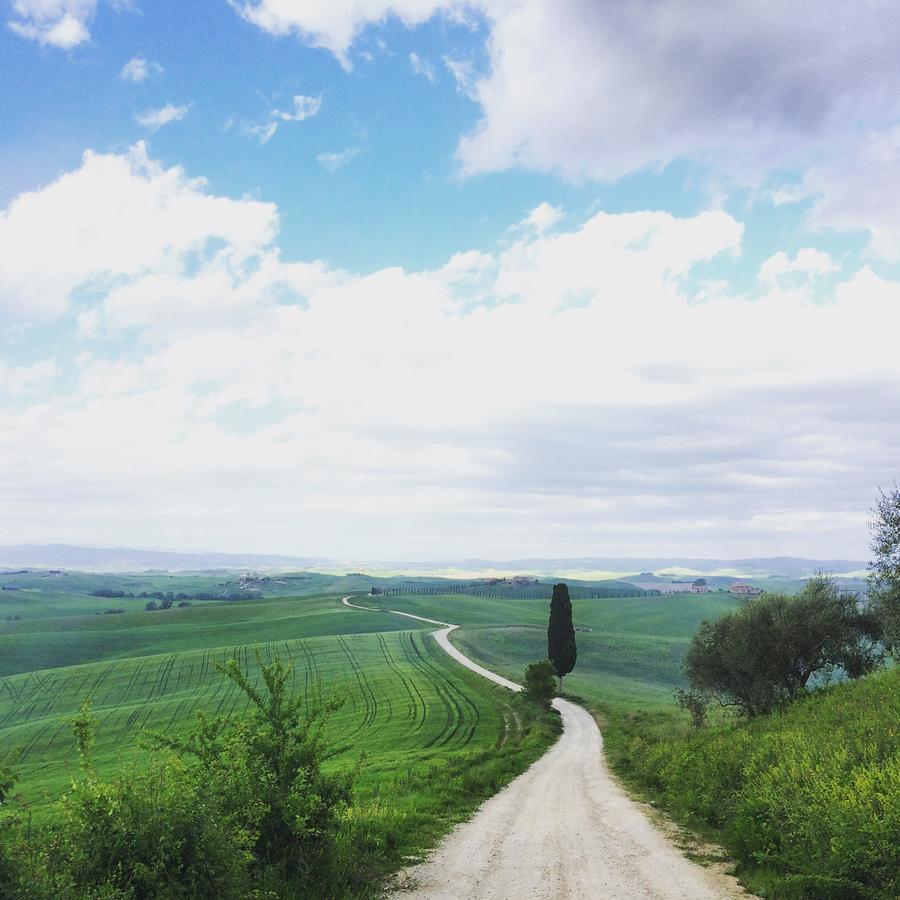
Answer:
[91, 588, 262, 604]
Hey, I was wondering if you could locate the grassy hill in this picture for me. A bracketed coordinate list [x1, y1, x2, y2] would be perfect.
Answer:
[612, 667, 900, 899]
[358, 590, 742, 707]
[366, 590, 899, 898]
[0, 588, 557, 883]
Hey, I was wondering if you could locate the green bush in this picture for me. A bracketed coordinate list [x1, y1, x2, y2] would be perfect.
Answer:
[522, 660, 556, 707]
[148, 656, 353, 891]
[36, 761, 252, 899]
[620, 668, 900, 899]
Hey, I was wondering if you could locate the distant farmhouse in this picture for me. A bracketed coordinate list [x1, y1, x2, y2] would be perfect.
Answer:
[691, 578, 710, 593]
[729, 581, 762, 596]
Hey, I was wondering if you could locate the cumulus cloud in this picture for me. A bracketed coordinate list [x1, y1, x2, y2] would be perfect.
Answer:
[793, 126, 900, 261]
[518, 201, 562, 234]
[8, 0, 97, 48]
[231, 1, 900, 183]
[135, 103, 189, 131]
[120, 56, 163, 83]
[2, 145, 899, 557]
[759, 249, 838, 285]
[230, 0, 456, 68]
[456, 1, 900, 181]
[0, 142, 276, 319]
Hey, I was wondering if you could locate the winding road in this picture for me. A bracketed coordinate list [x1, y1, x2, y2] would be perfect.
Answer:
[341, 597, 748, 899]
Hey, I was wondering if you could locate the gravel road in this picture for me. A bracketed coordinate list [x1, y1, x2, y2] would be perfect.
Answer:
[341, 597, 748, 899]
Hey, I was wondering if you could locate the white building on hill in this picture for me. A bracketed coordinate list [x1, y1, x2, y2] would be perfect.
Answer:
[729, 581, 762, 595]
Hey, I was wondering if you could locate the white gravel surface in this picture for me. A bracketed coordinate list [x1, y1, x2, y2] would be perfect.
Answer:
[341, 598, 749, 899]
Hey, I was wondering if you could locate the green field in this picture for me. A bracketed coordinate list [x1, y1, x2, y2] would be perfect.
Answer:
[0, 590, 555, 836]
[357, 590, 742, 707]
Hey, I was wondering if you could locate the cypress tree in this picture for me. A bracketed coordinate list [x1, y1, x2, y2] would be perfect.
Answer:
[547, 582, 577, 689]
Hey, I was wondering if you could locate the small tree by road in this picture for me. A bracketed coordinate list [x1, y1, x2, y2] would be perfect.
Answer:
[683, 575, 882, 717]
[869, 485, 900, 655]
[522, 661, 556, 708]
[547, 583, 577, 690]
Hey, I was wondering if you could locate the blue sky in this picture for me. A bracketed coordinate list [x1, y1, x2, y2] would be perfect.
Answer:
[2, 1, 900, 560]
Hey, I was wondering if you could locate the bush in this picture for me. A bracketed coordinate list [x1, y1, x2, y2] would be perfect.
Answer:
[149, 656, 353, 890]
[38, 763, 252, 899]
[522, 660, 556, 708]
[2, 657, 356, 898]
[620, 668, 900, 899]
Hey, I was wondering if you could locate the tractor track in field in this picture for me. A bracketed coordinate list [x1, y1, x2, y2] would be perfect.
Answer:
[340, 596, 751, 900]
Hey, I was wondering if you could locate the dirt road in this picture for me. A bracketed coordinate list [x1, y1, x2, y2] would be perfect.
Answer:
[341, 597, 748, 899]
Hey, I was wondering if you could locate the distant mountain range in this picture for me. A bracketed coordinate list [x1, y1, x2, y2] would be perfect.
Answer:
[0, 544, 869, 578]
[0, 544, 332, 572]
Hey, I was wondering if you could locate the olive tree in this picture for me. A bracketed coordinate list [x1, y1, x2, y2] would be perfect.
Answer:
[868, 485, 900, 655]
[684, 576, 882, 717]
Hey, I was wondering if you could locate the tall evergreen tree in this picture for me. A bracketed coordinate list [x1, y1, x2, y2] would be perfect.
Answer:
[547, 582, 577, 688]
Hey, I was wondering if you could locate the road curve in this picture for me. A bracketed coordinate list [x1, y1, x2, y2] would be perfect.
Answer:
[340, 597, 747, 899]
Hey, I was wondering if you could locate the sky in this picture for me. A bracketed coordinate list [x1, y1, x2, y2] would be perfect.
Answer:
[1, 0, 900, 561]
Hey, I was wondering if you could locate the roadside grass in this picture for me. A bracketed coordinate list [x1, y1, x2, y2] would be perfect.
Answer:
[605, 668, 900, 900]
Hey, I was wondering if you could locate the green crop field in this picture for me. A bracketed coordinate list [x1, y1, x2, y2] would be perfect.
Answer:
[0, 587, 555, 844]
[357, 590, 742, 708]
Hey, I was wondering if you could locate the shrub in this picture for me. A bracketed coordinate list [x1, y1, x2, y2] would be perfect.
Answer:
[522, 660, 556, 708]
[150, 655, 353, 891]
[621, 668, 900, 899]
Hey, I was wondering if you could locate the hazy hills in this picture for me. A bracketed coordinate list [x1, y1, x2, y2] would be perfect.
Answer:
[0, 544, 867, 578]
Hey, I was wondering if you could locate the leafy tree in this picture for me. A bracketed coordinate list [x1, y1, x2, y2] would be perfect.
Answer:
[547, 583, 577, 689]
[868, 485, 900, 655]
[522, 660, 556, 707]
[145, 600, 158, 611]
[684, 576, 883, 716]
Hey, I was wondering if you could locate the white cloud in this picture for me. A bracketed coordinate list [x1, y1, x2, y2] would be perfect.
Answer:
[0, 359, 59, 394]
[244, 94, 321, 144]
[443, 54, 477, 98]
[120, 56, 163, 83]
[231, 1, 900, 193]
[8, 0, 96, 48]
[317, 147, 360, 171]
[795, 126, 900, 261]
[759, 249, 837, 285]
[409, 51, 435, 81]
[135, 103, 189, 131]
[3, 145, 900, 558]
[519, 201, 562, 234]
[274, 94, 322, 122]
[456, 1, 900, 181]
[0, 142, 276, 319]
[249, 121, 279, 144]
[230, 0, 456, 68]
